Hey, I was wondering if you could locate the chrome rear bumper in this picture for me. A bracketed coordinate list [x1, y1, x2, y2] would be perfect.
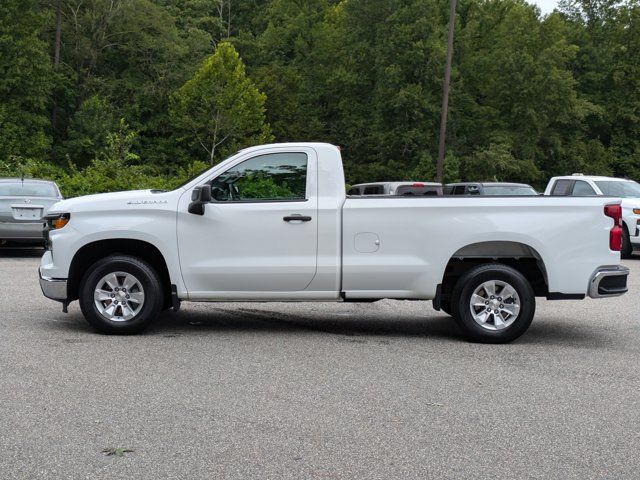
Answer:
[39, 268, 68, 301]
[588, 265, 630, 298]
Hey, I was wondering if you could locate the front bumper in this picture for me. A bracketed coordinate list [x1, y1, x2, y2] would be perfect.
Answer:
[39, 268, 68, 301]
[588, 265, 630, 298]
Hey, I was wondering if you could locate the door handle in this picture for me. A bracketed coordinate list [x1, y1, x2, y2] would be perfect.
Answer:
[283, 215, 312, 222]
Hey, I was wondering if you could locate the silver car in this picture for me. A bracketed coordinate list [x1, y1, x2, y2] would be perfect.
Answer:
[0, 178, 63, 244]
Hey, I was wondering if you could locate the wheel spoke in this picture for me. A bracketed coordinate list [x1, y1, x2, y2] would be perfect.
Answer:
[500, 303, 520, 317]
[483, 281, 496, 297]
[122, 274, 137, 291]
[493, 313, 506, 329]
[104, 303, 116, 317]
[471, 293, 487, 307]
[128, 292, 144, 304]
[474, 310, 490, 324]
[120, 303, 132, 318]
[103, 273, 120, 290]
[94, 289, 113, 302]
[500, 284, 517, 301]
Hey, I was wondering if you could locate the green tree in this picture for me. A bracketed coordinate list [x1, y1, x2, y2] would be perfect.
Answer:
[63, 95, 118, 166]
[0, 0, 53, 161]
[170, 42, 272, 165]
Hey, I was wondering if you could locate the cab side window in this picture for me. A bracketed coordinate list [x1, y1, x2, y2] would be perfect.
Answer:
[550, 179, 572, 195]
[571, 180, 596, 196]
[210, 152, 307, 202]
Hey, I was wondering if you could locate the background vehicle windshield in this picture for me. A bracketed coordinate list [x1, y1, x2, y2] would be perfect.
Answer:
[396, 185, 442, 196]
[595, 181, 640, 198]
[482, 185, 537, 195]
[0, 182, 58, 197]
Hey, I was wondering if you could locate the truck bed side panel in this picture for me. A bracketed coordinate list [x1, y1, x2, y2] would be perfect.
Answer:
[341, 197, 620, 299]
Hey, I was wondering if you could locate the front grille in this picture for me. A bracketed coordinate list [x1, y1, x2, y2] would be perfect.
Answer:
[43, 221, 51, 250]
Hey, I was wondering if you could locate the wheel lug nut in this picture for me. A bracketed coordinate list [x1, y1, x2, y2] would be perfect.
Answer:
[126, 295, 130, 299]
[494, 309, 499, 314]
[500, 304, 504, 308]
[485, 301, 489, 305]
[498, 297, 502, 301]
[110, 294, 115, 298]
[490, 295, 495, 299]
[114, 288, 119, 292]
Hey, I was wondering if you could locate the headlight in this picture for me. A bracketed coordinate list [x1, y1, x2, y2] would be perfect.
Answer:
[45, 213, 71, 230]
[633, 209, 640, 215]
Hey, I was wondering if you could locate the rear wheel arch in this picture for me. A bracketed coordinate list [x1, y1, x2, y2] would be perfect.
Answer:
[437, 241, 549, 307]
[68, 239, 172, 307]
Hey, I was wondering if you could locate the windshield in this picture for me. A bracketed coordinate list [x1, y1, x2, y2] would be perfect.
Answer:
[482, 185, 537, 196]
[595, 181, 640, 198]
[0, 182, 58, 197]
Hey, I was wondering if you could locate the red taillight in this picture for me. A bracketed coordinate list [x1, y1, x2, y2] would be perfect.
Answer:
[604, 204, 623, 251]
[412, 183, 425, 187]
[610, 227, 622, 251]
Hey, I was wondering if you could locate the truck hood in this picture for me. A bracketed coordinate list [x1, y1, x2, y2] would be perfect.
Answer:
[47, 189, 177, 214]
[621, 198, 640, 207]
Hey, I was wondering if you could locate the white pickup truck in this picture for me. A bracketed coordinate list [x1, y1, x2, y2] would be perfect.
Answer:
[545, 174, 640, 258]
[39, 143, 629, 343]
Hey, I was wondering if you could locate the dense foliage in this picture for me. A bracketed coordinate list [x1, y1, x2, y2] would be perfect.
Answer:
[1, 0, 639, 197]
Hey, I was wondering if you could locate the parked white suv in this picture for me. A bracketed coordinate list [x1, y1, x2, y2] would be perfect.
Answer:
[545, 175, 640, 258]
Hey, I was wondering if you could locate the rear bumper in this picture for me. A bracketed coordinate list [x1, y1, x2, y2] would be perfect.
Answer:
[588, 265, 630, 298]
[0, 221, 44, 240]
[39, 268, 68, 301]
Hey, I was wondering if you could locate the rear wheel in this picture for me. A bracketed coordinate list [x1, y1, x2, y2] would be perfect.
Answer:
[451, 264, 535, 343]
[621, 225, 633, 259]
[79, 255, 163, 334]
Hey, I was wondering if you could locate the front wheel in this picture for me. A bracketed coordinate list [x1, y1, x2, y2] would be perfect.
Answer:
[451, 264, 535, 343]
[79, 255, 163, 334]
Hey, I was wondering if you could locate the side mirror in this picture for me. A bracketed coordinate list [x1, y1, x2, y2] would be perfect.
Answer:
[188, 185, 212, 215]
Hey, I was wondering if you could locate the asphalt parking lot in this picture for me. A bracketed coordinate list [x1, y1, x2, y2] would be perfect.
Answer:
[0, 248, 639, 479]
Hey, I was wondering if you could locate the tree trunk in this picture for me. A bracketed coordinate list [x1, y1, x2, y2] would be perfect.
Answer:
[51, 0, 63, 155]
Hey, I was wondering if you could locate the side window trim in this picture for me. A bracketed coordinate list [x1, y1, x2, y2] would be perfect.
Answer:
[207, 150, 311, 204]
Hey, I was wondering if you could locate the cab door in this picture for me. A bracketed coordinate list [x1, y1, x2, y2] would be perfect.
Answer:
[177, 148, 318, 298]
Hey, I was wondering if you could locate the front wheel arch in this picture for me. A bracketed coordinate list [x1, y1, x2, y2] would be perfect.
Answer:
[68, 239, 172, 307]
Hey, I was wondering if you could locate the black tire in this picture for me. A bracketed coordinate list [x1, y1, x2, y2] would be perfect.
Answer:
[621, 225, 633, 259]
[79, 255, 163, 334]
[451, 263, 535, 344]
